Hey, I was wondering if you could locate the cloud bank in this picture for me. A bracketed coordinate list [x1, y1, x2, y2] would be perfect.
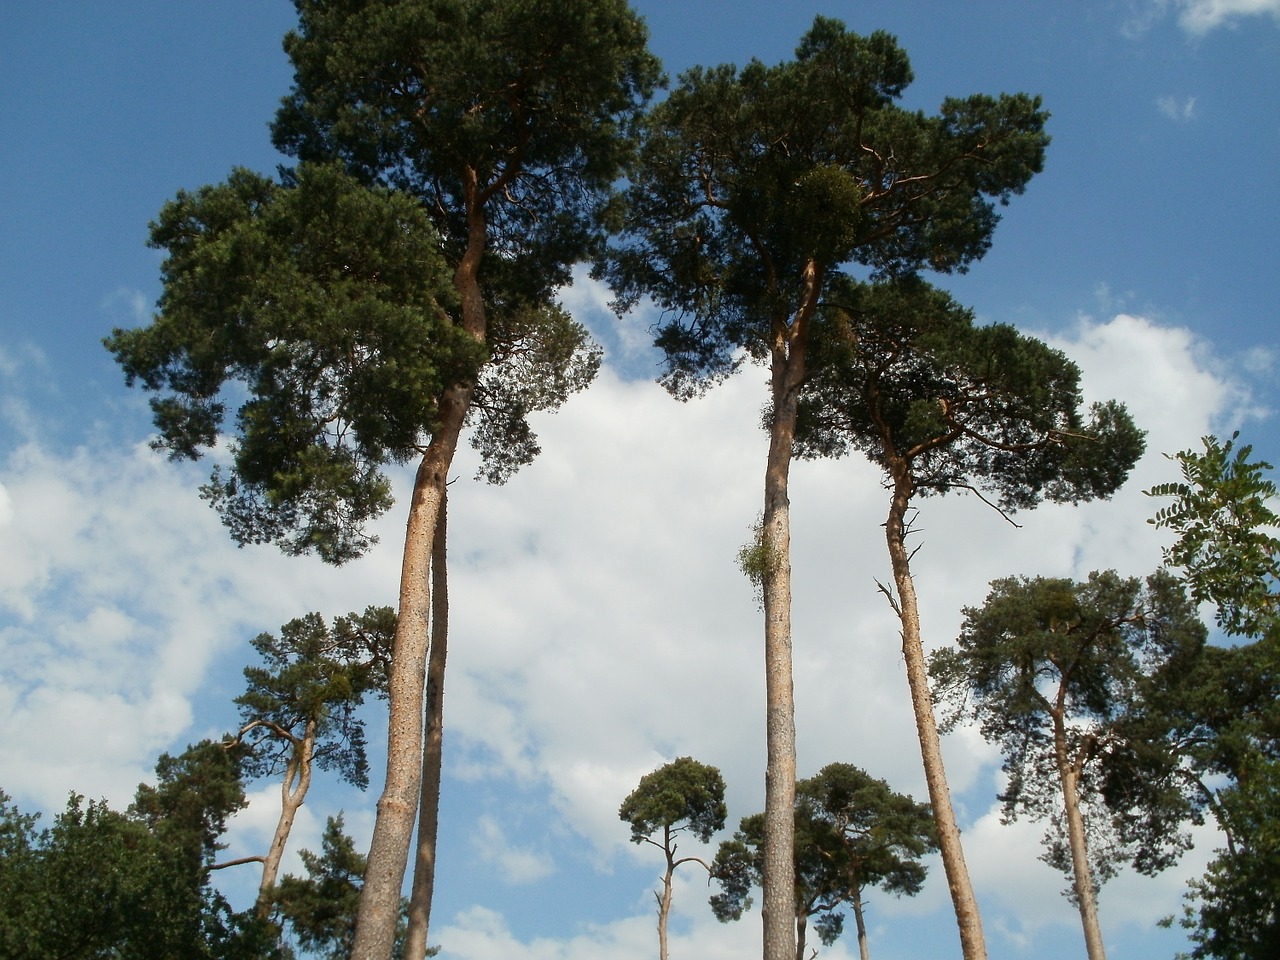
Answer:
[0, 305, 1264, 957]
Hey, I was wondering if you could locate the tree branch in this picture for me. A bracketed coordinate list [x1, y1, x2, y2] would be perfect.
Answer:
[210, 855, 266, 871]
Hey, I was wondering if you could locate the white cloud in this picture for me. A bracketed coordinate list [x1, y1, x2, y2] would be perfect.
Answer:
[430, 310, 1247, 942]
[1157, 95, 1199, 121]
[473, 814, 556, 884]
[436, 905, 655, 960]
[558, 263, 661, 377]
[224, 782, 323, 876]
[0, 306, 1254, 954]
[1175, 0, 1280, 33]
[0, 433, 406, 811]
[1123, 0, 1280, 36]
[433, 894, 862, 960]
[1240, 344, 1277, 376]
[1049, 313, 1265, 453]
[0, 344, 53, 444]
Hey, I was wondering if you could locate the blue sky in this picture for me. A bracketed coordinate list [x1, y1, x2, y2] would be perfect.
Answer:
[1, 2, 1278, 959]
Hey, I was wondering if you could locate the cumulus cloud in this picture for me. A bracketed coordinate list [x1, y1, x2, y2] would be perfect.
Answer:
[433, 892, 861, 960]
[429, 309, 1251, 945]
[436, 905, 657, 960]
[0, 432, 405, 810]
[1, 304, 1259, 952]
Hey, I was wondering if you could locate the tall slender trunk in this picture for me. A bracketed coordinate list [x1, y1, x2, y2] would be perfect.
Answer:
[1052, 714, 1107, 960]
[352, 177, 488, 960]
[852, 887, 870, 960]
[760, 259, 822, 960]
[884, 468, 987, 960]
[761, 395, 797, 960]
[351, 431, 453, 960]
[657, 825, 674, 960]
[794, 913, 814, 960]
[404, 492, 450, 960]
[256, 721, 316, 916]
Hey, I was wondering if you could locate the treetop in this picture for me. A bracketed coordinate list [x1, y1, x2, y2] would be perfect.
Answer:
[106, 162, 475, 563]
[619, 756, 727, 844]
[275, 0, 663, 299]
[605, 15, 1049, 395]
[795, 278, 1145, 512]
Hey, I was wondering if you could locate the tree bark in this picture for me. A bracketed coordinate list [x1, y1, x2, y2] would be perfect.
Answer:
[657, 825, 674, 960]
[1053, 714, 1107, 960]
[852, 887, 870, 960]
[793, 914, 807, 960]
[404, 491, 450, 960]
[760, 406, 797, 960]
[256, 721, 316, 916]
[351, 440, 450, 960]
[884, 468, 987, 960]
[352, 173, 489, 960]
[760, 260, 821, 960]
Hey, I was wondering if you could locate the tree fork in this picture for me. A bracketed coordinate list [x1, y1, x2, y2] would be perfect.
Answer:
[356, 179, 488, 960]
[256, 721, 316, 917]
[352, 395, 468, 960]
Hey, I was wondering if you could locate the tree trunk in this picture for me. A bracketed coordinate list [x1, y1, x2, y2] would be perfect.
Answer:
[761, 260, 821, 960]
[658, 826, 674, 960]
[352, 395, 468, 960]
[404, 491, 450, 960]
[1053, 715, 1107, 960]
[793, 913, 807, 960]
[884, 470, 987, 960]
[761, 402, 797, 960]
[352, 175, 488, 960]
[256, 721, 316, 916]
[852, 887, 870, 960]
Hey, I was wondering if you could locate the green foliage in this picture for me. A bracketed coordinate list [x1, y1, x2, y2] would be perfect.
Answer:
[130, 739, 251, 876]
[735, 515, 778, 608]
[606, 16, 1049, 395]
[619, 757, 727, 845]
[1123, 628, 1280, 822]
[0, 788, 278, 960]
[1143, 441, 1280, 787]
[235, 607, 396, 791]
[110, 0, 657, 562]
[1143, 433, 1280, 956]
[1147, 432, 1280, 638]
[933, 570, 1208, 886]
[709, 764, 936, 948]
[273, 815, 413, 960]
[796, 277, 1145, 510]
[272, 0, 656, 375]
[1178, 763, 1280, 959]
[106, 162, 474, 563]
[796, 763, 937, 897]
[268, 0, 658, 477]
[469, 301, 602, 484]
[275, 0, 661, 282]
